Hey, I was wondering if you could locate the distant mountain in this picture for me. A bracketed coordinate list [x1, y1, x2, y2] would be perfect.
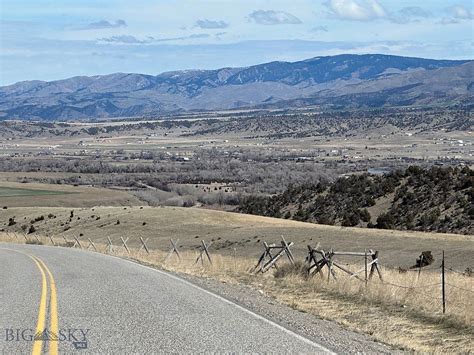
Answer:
[0, 54, 472, 120]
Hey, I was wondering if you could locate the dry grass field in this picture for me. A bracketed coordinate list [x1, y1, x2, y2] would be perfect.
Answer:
[1, 205, 472, 271]
[1, 233, 472, 353]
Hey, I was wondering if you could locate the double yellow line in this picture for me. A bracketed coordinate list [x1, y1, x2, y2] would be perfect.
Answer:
[29, 254, 59, 355]
[0, 248, 59, 354]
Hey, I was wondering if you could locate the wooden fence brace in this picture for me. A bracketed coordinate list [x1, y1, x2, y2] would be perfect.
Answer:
[34, 234, 41, 243]
[87, 238, 97, 251]
[441, 250, 446, 314]
[262, 241, 294, 273]
[281, 236, 295, 265]
[202, 240, 212, 264]
[233, 247, 237, 270]
[165, 239, 181, 262]
[305, 242, 320, 264]
[333, 251, 371, 256]
[120, 237, 130, 254]
[364, 249, 368, 288]
[252, 242, 273, 272]
[253, 239, 294, 273]
[327, 250, 337, 282]
[106, 236, 114, 253]
[261, 242, 276, 270]
[23, 233, 29, 242]
[332, 261, 364, 281]
[73, 236, 83, 249]
[307, 248, 331, 278]
[62, 236, 69, 246]
[195, 240, 212, 265]
[49, 235, 56, 246]
[307, 246, 381, 282]
[368, 250, 383, 280]
[306, 244, 324, 278]
[138, 237, 150, 254]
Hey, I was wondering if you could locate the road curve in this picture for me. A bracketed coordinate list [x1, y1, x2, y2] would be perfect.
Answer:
[0, 244, 335, 353]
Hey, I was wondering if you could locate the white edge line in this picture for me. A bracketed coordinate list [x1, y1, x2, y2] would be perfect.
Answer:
[2, 244, 335, 354]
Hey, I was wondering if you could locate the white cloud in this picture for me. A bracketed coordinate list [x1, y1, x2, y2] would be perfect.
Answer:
[448, 5, 473, 19]
[195, 19, 229, 29]
[248, 10, 302, 25]
[75, 19, 127, 31]
[389, 6, 431, 24]
[97, 33, 211, 45]
[439, 4, 473, 25]
[324, 0, 386, 21]
[98, 35, 149, 44]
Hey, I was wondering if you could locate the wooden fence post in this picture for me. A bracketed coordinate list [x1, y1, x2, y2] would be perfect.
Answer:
[73, 236, 83, 249]
[165, 239, 181, 262]
[87, 238, 97, 251]
[364, 249, 368, 288]
[194, 240, 213, 265]
[417, 254, 424, 279]
[442, 250, 446, 314]
[138, 237, 150, 254]
[106, 236, 114, 253]
[120, 237, 130, 254]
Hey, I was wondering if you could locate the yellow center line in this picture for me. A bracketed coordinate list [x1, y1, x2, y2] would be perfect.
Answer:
[29, 256, 48, 355]
[34, 256, 59, 355]
[0, 248, 60, 355]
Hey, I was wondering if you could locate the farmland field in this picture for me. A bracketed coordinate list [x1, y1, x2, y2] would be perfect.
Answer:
[0, 186, 72, 197]
[0, 181, 141, 207]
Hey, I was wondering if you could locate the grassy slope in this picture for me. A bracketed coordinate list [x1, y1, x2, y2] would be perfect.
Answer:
[1, 205, 472, 271]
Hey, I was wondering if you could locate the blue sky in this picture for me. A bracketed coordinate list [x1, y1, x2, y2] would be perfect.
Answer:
[0, 0, 472, 85]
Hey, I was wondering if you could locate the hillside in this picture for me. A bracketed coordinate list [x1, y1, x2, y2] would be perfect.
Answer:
[0, 54, 472, 120]
[240, 166, 473, 235]
[1, 205, 472, 270]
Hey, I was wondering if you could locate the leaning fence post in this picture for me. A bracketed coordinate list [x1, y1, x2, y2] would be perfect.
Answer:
[233, 247, 237, 271]
[120, 237, 130, 254]
[87, 238, 97, 251]
[139, 237, 150, 254]
[364, 249, 368, 288]
[202, 240, 212, 265]
[106, 236, 114, 253]
[442, 250, 446, 314]
[165, 239, 181, 262]
[73, 236, 83, 249]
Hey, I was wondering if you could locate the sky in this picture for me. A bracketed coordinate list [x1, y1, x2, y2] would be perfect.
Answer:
[0, 0, 473, 85]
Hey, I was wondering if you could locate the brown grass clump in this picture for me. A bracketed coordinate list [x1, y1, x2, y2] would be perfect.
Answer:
[273, 261, 307, 279]
[1, 232, 472, 353]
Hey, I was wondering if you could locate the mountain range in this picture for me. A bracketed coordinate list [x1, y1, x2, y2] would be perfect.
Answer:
[0, 54, 472, 120]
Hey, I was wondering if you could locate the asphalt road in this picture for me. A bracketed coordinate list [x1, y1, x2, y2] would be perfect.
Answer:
[0, 244, 336, 354]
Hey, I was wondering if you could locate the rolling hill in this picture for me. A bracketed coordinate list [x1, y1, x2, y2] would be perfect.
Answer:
[0, 54, 472, 120]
